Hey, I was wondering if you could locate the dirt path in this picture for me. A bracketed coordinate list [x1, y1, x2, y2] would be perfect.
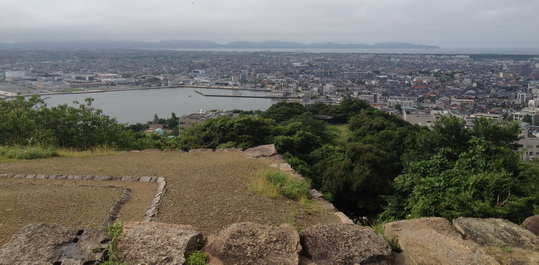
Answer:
[0, 150, 341, 245]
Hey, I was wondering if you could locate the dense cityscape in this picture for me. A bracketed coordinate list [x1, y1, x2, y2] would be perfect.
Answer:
[1, 50, 537, 109]
[2, 50, 539, 159]
[0, 50, 539, 160]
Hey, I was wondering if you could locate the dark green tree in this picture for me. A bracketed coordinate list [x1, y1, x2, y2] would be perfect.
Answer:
[166, 112, 179, 129]
[315, 143, 394, 216]
[412, 115, 472, 161]
[0, 96, 127, 150]
[472, 117, 520, 150]
[262, 102, 307, 123]
[333, 98, 372, 123]
[178, 116, 277, 150]
[40, 98, 125, 150]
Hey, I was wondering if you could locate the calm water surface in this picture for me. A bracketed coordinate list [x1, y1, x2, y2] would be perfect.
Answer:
[44, 87, 278, 124]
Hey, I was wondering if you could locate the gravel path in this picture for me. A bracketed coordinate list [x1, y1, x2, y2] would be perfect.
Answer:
[0, 150, 341, 242]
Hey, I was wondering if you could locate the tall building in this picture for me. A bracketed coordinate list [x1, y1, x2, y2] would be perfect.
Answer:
[508, 64, 532, 76]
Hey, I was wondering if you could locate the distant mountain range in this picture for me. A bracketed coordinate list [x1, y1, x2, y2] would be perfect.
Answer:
[0, 40, 439, 50]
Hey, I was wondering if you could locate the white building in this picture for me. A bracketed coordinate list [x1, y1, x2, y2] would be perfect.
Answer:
[387, 96, 417, 108]
[403, 111, 440, 128]
[4, 70, 26, 81]
[470, 113, 504, 122]
[356, 93, 381, 104]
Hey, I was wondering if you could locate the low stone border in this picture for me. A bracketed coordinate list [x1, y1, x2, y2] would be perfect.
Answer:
[1, 145, 353, 226]
[104, 188, 131, 227]
[0, 173, 167, 225]
[142, 177, 166, 222]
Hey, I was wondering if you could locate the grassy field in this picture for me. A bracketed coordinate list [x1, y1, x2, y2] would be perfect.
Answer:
[0, 150, 341, 246]
[333, 123, 352, 144]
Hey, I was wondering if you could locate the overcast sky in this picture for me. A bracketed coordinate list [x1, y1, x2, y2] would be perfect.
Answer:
[2, 0, 538, 48]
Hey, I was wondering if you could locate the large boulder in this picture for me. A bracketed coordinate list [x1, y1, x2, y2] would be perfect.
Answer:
[244, 144, 277, 158]
[384, 217, 499, 265]
[0, 223, 109, 265]
[116, 222, 201, 265]
[453, 217, 539, 265]
[453, 217, 539, 251]
[522, 215, 539, 236]
[205, 222, 301, 265]
[300, 223, 393, 265]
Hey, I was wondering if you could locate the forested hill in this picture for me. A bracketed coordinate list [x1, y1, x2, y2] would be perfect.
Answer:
[1, 96, 538, 223]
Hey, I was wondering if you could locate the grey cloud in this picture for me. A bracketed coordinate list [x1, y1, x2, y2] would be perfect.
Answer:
[0, 0, 537, 48]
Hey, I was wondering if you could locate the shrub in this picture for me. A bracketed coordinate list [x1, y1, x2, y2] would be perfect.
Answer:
[251, 170, 311, 201]
[58, 145, 118, 157]
[0, 146, 58, 160]
[185, 250, 209, 265]
[101, 220, 125, 265]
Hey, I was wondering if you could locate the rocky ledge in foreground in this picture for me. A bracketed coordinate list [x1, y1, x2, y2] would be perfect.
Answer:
[1, 217, 539, 265]
[0, 224, 109, 265]
[384, 217, 539, 265]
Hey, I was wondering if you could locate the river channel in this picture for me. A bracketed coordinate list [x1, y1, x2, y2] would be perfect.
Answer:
[44, 87, 278, 124]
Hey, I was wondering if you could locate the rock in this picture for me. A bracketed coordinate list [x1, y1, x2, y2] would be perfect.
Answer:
[94, 176, 112, 181]
[205, 222, 301, 265]
[334, 212, 355, 224]
[116, 222, 201, 265]
[138, 176, 154, 182]
[0, 223, 109, 265]
[189, 148, 214, 153]
[522, 215, 539, 236]
[300, 223, 392, 265]
[141, 149, 161, 152]
[215, 148, 243, 152]
[243, 144, 277, 158]
[384, 217, 499, 265]
[453, 217, 539, 251]
[270, 162, 294, 172]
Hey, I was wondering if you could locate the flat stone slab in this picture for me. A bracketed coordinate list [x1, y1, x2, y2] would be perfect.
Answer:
[0, 224, 109, 265]
[384, 217, 499, 265]
[243, 144, 277, 158]
[453, 217, 539, 251]
[206, 222, 301, 265]
[300, 223, 392, 265]
[117, 222, 201, 265]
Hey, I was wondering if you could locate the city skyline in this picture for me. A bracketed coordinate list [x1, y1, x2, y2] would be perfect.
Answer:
[2, 0, 538, 49]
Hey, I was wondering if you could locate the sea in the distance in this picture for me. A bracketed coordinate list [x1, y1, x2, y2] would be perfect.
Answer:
[168, 47, 539, 55]
[44, 87, 278, 124]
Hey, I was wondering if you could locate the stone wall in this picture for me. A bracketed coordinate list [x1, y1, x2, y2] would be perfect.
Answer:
[0, 172, 166, 225]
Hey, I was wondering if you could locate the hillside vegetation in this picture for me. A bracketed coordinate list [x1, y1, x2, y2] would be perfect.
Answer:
[2, 96, 539, 223]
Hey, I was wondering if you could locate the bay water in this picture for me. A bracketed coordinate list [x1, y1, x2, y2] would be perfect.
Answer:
[44, 87, 277, 124]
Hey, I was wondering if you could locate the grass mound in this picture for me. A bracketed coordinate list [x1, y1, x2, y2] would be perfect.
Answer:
[0, 145, 119, 161]
[0, 146, 58, 160]
[250, 169, 311, 201]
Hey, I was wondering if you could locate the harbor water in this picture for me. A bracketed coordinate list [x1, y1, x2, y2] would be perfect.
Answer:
[44, 87, 278, 124]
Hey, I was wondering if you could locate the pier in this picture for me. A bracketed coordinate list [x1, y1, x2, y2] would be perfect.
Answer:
[194, 90, 299, 99]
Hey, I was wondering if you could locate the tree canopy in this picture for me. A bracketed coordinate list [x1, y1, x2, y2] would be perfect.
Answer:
[3, 95, 537, 223]
[0, 96, 128, 150]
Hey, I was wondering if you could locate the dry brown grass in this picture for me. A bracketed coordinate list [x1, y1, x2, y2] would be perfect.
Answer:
[0, 177, 157, 246]
[0, 150, 341, 246]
